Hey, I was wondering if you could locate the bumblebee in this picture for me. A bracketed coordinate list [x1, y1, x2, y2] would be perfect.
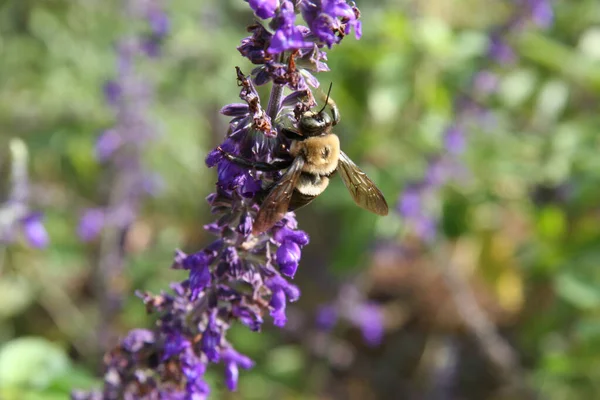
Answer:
[219, 88, 388, 234]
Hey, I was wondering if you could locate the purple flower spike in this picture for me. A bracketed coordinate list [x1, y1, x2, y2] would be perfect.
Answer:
[21, 212, 49, 248]
[75, 0, 363, 396]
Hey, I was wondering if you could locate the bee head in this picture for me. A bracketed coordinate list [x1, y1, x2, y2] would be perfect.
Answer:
[298, 110, 333, 136]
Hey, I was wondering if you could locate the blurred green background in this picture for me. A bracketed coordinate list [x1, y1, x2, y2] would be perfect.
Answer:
[1, 0, 600, 399]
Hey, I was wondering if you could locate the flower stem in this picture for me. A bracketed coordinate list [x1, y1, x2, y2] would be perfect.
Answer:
[266, 53, 286, 121]
[267, 84, 284, 121]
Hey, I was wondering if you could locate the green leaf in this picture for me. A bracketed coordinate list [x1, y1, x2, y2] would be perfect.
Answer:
[265, 345, 305, 378]
[0, 276, 35, 318]
[441, 189, 470, 239]
[0, 337, 70, 390]
[555, 273, 600, 309]
[536, 206, 566, 240]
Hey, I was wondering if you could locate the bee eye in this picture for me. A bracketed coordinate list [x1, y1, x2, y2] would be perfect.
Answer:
[322, 146, 330, 159]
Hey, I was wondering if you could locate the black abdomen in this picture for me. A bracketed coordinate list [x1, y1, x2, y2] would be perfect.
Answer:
[288, 190, 317, 211]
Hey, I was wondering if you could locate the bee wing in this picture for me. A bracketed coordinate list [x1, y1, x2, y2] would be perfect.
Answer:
[253, 157, 305, 234]
[337, 151, 389, 216]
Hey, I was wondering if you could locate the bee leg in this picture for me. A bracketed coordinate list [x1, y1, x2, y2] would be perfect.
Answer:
[217, 147, 292, 171]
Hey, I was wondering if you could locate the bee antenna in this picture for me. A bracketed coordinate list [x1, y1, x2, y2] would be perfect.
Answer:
[318, 82, 333, 114]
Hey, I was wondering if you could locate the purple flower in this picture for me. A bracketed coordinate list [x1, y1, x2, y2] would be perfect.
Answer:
[527, 0, 553, 28]
[315, 285, 384, 347]
[316, 304, 338, 330]
[188, 257, 213, 301]
[162, 332, 189, 360]
[444, 125, 465, 155]
[146, 8, 170, 37]
[266, 275, 301, 327]
[201, 313, 222, 363]
[103, 80, 121, 105]
[276, 240, 301, 277]
[21, 212, 49, 248]
[301, 0, 361, 48]
[121, 329, 155, 353]
[352, 303, 384, 346]
[78, 208, 105, 241]
[268, 1, 312, 53]
[472, 70, 499, 96]
[222, 348, 254, 391]
[488, 32, 516, 65]
[94, 129, 122, 161]
[249, 0, 279, 19]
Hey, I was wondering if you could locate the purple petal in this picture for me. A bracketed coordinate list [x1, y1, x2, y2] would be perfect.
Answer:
[274, 227, 309, 245]
[276, 240, 301, 278]
[189, 262, 212, 301]
[269, 288, 287, 327]
[220, 103, 250, 117]
[249, 0, 280, 19]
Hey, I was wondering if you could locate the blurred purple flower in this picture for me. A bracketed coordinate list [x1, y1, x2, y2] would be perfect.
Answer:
[398, 184, 422, 219]
[472, 70, 499, 96]
[316, 304, 338, 330]
[78, 209, 106, 242]
[395, 0, 554, 243]
[146, 7, 170, 37]
[526, 0, 554, 28]
[0, 139, 48, 249]
[316, 285, 384, 347]
[21, 212, 49, 248]
[352, 303, 384, 346]
[94, 129, 122, 161]
[444, 125, 466, 155]
[488, 32, 516, 64]
[103, 81, 121, 105]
